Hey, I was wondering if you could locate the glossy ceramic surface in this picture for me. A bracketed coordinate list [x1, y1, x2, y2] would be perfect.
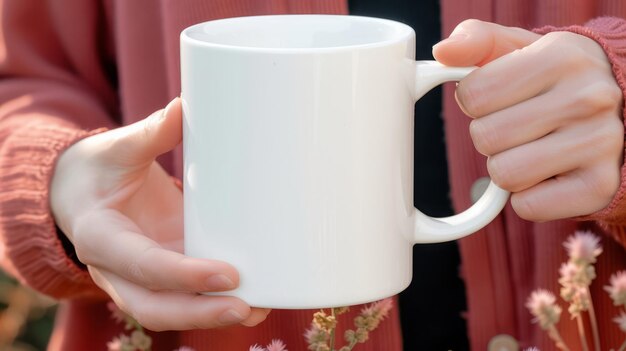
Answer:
[181, 15, 508, 308]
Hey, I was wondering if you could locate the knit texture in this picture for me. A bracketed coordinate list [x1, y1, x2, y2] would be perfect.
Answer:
[0, 122, 101, 298]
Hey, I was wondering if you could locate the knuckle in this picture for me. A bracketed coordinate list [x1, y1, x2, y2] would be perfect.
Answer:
[125, 261, 151, 288]
[541, 33, 588, 70]
[573, 82, 623, 114]
[597, 117, 624, 152]
[585, 167, 619, 206]
[543, 31, 580, 43]
[560, 46, 588, 71]
[456, 19, 485, 32]
[127, 247, 158, 289]
[603, 82, 623, 107]
[581, 115, 624, 159]
[141, 116, 156, 140]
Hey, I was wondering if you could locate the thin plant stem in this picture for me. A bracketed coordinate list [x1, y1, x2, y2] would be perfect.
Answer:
[618, 338, 626, 351]
[547, 325, 571, 351]
[329, 308, 336, 351]
[576, 314, 590, 351]
[585, 287, 601, 351]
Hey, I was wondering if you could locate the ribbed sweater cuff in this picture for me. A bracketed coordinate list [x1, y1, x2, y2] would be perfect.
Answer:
[536, 17, 626, 243]
[0, 122, 104, 299]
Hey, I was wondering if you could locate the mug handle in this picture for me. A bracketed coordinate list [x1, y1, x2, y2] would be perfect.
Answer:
[410, 60, 510, 243]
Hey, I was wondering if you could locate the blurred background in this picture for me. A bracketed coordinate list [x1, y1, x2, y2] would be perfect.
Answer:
[0, 269, 56, 351]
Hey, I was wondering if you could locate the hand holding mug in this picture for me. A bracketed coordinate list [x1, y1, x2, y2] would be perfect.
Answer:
[434, 20, 624, 221]
[50, 99, 270, 331]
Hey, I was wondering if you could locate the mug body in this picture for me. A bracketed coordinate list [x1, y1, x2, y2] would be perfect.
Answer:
[181, 15, 417, 308]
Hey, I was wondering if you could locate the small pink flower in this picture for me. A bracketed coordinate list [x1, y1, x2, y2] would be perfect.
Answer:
[266, 339, 288, 351]
[614, 311, 626, 332]
[249, 345, 266, 351]
[361, 298, 393, 320]
[107, 335, 132, 351]
[559, 262, 585, 302]
[558, 262, 579, 284]
[526, 289, 562, 329]
[563, 231, 602, 264]
[107, 338, 122, 351]
[605, 271, 626, 306]
[525, 348, 540, 351]
[304, 322, 329, 348]
[107, 301, 127, 324]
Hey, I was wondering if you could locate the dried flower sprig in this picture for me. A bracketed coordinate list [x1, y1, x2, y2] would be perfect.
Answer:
[559, 231, 601, 351]
[526, 231, 610, 351]
[606, 271, 626, 307]
[106, 302, 152, 351]
[526, 289, 569, 351]
[249, 339, 288, 351]
[249, 299, 390, 351]
[106, 302, 196, 351]
[563, 231, 602, 266]
[605, 271, 626, 351]
[525, 231, 626, 351]
[300, 298, 392, 351]
[304, 321, 331, 351]
[342, 298, 393, 351]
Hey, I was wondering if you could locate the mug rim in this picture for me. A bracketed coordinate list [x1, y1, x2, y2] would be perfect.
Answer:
[180, 14, 414, 53]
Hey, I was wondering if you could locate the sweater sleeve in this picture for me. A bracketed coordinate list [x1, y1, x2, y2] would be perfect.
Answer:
[0, 1, 118, 299]
[534, 17, 626, 247]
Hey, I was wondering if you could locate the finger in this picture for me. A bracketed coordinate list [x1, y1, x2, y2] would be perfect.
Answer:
[454, 31, 614, 119]
[469, 92, 558, 156]
[453, 35, 573, 118]
[486, 119, 617, 193]
[73, 209, 238, 293]
[467, 81, 614, 156]
[110, 97, 182, 164]
[90, 268, 251, 331]
[433, 19, 540, 67]
[510, 165, 620, 221]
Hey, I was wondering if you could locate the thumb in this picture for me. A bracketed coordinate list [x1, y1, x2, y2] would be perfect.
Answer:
[115, 97, 182, 163]
[432, 19, 541, 67]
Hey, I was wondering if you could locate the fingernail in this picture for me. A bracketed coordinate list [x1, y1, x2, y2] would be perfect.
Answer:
[206, 274, 236, 290]
[218, 309, 245, 324]
[433, 33, 469, 48]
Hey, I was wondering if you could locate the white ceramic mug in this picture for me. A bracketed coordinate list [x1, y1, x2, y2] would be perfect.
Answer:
[181, 15, 509, 309]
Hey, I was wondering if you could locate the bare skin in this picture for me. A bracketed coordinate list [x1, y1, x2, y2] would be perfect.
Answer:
[50, 99, 270, 331]
[434, 19, 623, 221]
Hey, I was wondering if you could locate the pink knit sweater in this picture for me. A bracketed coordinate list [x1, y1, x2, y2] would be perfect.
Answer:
[2, 0, 626, 350]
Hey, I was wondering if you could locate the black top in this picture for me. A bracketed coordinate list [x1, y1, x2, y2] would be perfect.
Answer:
[348, 1, 469, 349]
